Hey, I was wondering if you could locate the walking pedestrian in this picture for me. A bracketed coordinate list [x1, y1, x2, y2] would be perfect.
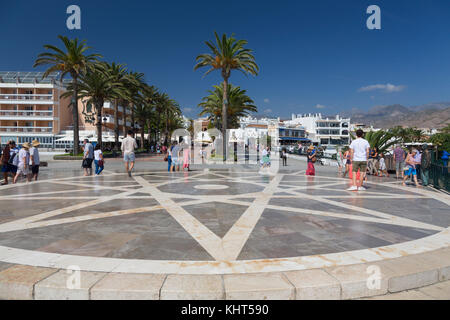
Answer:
[82, 139, 94, 176]
[368, 147, 378, 176]
[94, 145, 105, 176]
[166, 142, 173, 172]
[13, 142, 31, 184]
[30, 140, 41, 181]
[402, 149, 421, 187]
[170, 141, 181, 172]
[1, 141, 11, 185]
[347, 129, 370, 191]
[377, 153, 389, 177]
[413, 146, 422, 183]
[182, 142, 190, 171]
[121, 130, 138, 177]
[343, 147, 352, 178]
[336, 147, 344, 175]
[393, 144, 406, 179]
[281, 147, 288, 166]
[305, 145, 316, 176]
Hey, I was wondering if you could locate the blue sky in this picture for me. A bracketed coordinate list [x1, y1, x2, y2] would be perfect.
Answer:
[1, 0, 450, 119]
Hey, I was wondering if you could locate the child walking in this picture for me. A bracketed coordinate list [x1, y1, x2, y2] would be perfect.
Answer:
[94, 145, 105, 176]
[378, 153, 389, 177]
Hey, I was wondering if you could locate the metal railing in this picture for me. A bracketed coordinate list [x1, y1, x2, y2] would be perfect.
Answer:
[430, 161, 449, 192]
[0, 110, 53, 117]
[0, 94, 53, 101]
[0, 126, 53, 133]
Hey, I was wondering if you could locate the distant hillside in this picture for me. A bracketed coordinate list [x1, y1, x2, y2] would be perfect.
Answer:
[340, 102, 450, 129]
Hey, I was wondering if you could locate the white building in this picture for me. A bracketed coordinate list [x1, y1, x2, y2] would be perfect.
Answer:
[285, 113, 350, 147]
[0, 71, 72, 149]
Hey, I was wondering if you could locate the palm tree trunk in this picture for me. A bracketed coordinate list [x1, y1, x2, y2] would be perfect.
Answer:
[147, 119, 152, 148]
[122, 101, 127, 136]
[165, 109, 169, 145]
[130, 102, 135, 132]
[141, 122, 145, 150]
[222, 77, 228, 161]
[72, 76, 80, 155]
[114, 98, 119, 151]
[96, 102, 103, 148]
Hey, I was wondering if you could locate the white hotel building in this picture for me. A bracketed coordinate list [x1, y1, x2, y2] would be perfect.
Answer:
[284, 113, 351, 147]
[0, 71, 72, 149]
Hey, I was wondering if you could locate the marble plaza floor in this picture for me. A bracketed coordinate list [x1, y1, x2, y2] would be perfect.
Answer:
[0, 156, 449, 299]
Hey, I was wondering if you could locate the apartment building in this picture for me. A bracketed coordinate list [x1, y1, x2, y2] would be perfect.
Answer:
[0, 71, 72, 148]
[285, 113, 351, 147]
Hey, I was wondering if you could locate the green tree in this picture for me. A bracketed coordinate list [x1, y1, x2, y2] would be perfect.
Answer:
[195, 32, 259, 160]
[33, 35, 102, 154]
[62, 65, 122, 147]
[103, 62, 129, 150]
[364, 130, 400, 154]
[199, 83, 257, 130]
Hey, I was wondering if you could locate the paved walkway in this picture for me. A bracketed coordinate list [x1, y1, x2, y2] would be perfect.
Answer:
[0, 157, 449, 299]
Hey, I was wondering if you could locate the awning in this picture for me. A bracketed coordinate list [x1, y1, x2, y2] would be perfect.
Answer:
[279, 137, 311, 142]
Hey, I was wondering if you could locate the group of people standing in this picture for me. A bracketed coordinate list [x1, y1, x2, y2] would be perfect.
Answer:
[1, 140, 40, 185]
[339, 146, 389, 178]
[165, 139, 190, 172]
[393, 144, 432, 187]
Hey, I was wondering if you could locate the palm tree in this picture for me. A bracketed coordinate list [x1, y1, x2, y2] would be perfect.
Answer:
[33, 35, 101, 154]
[199, 83, 257, 129]
[158, 93, 181, 144]
[104, 62, 128, 150]
[62, 65, 122, 147]
[364, 130, 400, 154]
[195, 32, 259, 160]
[124, 71, 146, 133]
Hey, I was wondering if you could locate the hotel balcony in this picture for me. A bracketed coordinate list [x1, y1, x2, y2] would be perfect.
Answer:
[103, 102, 132, 115]
[0, 110, 54, 120]
[0, 94, 54, 105]
[0, 126, 53, 133]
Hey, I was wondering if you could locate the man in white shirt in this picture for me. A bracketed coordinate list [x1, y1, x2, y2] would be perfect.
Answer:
[347, 129, 370, 191]
[13, 142, 31, 184]
[121, 130, 138, 177]
[30, 140, 41, 181]
[82, 139, 94, 176]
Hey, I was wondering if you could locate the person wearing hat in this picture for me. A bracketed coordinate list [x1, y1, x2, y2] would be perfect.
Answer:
[420, 144, 431, 187]
[13, 142, 31, 184]
[30, 140, 41, 181]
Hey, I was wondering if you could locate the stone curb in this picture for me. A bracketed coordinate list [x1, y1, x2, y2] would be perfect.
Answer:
[1, 247, 450, 300]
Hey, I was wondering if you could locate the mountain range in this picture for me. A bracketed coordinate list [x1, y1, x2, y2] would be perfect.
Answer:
[339, 102, 450, 129]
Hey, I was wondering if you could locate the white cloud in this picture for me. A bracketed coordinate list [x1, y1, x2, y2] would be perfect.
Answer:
[263, 109, 272, 114]
[182, 107, 194, 113]
[358, 83, 406, 93]
[264, 98, 270, 103]
[315, 104, 326, 109]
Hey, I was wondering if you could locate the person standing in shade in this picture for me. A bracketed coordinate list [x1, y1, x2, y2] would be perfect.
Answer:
[347, 129, 370, 191]
[393, 144, 406, 180]
[94, 145, 105, 176]
[121, 130, 138, 177]
[82, 139, 94, 176]
[421, 144, 432, 187]
[29, 140, 41, 181]
[13, 142, 31, 184]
